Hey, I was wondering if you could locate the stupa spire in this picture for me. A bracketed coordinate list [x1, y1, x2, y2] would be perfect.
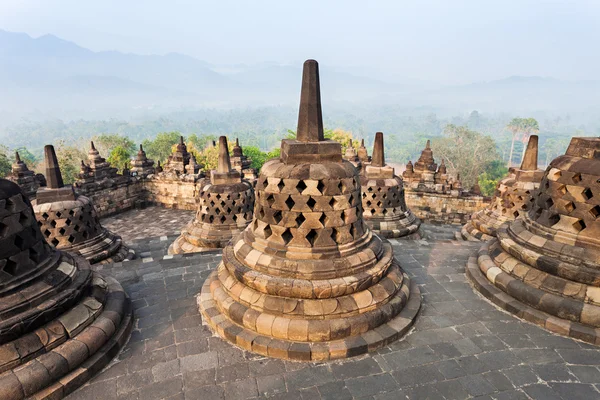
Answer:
[371, 132, 386, 167]
[15, 151, 21, 163]
[296, 59, 324, 142]
[44, 145, 64, 189]
[217, 136, 232, 173]
[520, 135, 539, 171]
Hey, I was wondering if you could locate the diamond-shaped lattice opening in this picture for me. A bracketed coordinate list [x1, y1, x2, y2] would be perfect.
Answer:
[273, 210, 282, 224]
[286, 196, 296, 210]
[557, 185, 567, 195]
[232, 214, 238, 222]
[208, 215, 215, 223]
[59, 227, 66, 235]
[548, 213, 560, 226]
[263, 225, 272, 239]
[73, 225, 80, 232]
[376, 201, 382, 207]
[278, 180, 285, 191]
[51, 238, 60, 246]
[329, 197, 336, 209]
[382, 193, 387, 199]
[317, 180, 325, 194]
[50, 220, 57, 228]
[544, 198, 554, 209]
[220, 201, 226, 207]
[65, 218, 72, 226]
[295, 213, 306, 227]
[220, 215, 226, 223]
[266, 194, 275, 207]
[41, 212, 49, 220]
[583, 188, 593, 201]
[565, 202, 575, 213]
[0, 221, 8, 237]
[226, 207, 232, 213]
[572, 173, 582, 184]
[517, 196, 523, 201]
[210, 201, 215, 207]
[3, 259, 18, 276]
[590, 205, 600, 219]
[55, 211, 62, 218]
[68, 235, 76, 243]
[382, 208, 388, 215]
[296, 180, 307, 193]
[215, 208, 221, 215]
[349, 223, 356, 239]
[392, 192, 397, 199]
[340, 210, 346, 223]
[331, 228, 341, 243]
[306, 229, 317, 246]
[216, 194, 221, 200]
[337, 182, 343, 193]
[14, 234, 24, 249]
[68, 209, 75, 216]
[349, 194, 354, 206]
[281, 228, 293, 244]
[304, 197, 314, 210]
[513, 211, 519, 218]
[377, 187, 382, 192]
[573, 219, 586, 232]
[362, 192, 367, 199]
[43, 229, 51, 237]
[226, 194, 231, 200]
[367, 187, 373, 192]
[366, 201, 372, 207]
[319, 213, 327, 227]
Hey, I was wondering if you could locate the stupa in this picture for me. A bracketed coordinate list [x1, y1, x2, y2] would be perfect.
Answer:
[5, 152, 39, 199]
[33, 146, 134, 264]
[130, 144, 155, 177]
[168, 136, 254, 254]
[74, 142, 129, 194]
[461, 135, 543, 241]
[231, 138, 258, 181]
[162, 136, 191, 175]
[343, 140, 362, 169]
[199, 60, 420, 361]
[0, 178, 132, 399]
[467, 137, 600, 344]
[357, 138, 370, 164]
[361, 132, 422, 238]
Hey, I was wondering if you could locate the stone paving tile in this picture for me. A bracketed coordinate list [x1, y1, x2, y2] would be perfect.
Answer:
[68, 218, 600, 399]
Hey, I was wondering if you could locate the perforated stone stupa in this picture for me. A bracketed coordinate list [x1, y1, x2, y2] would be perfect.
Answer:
[5, 152, 39, 199]
[343, 140, 362, 169]
[467, 137, 600, 344]
[231, 138, 258, 181]
[169, 136, 254, 254]
[0, 178, 132, 400]
[199, 60, 421, 361]
[461, 135, 543, 241]
[361, 132, 422, 238]
[33, 145, 134, 264]
[402, 140, 461, 192]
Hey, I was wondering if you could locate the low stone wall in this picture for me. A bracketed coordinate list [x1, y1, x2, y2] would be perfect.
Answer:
[405, 189, 490, 225]
[86, 179, 146, 218]
[143, 177, 202, 210]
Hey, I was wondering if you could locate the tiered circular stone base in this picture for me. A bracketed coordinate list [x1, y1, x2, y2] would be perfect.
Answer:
[69, 230, 135, 264]
[460, 210, 500, 241]
[0, 255, 133, 400]
[466, 221, 600, 345]
[370, 216, 424, 239]
[168, 223, 245, 254]
[199, 269, 420, 361]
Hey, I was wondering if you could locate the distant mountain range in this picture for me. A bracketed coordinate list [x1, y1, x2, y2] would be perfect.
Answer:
[0, 29, 598, 121]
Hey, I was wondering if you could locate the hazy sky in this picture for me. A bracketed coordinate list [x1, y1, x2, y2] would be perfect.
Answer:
[1, 0, 599, 84]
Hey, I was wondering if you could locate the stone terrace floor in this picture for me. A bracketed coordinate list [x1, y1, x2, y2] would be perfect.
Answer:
[66, 207, 600, 399]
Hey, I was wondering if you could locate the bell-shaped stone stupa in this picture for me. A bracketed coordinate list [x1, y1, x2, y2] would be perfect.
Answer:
[199, 60, 421, 361]
[231, 138, 258, 181]
[461, 135, 543, 241]
[169, 137, 254, 254]
[467, 137, 600, 344]
[5, 152, 39, 199]
[33, 145, 134, 264]
[0, 178, 132, 399]
[130, 144, 155, 177]
[361, 132, 422, 238]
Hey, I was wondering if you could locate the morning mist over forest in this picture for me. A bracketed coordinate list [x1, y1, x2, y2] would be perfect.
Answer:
[0, 0, 598, 191]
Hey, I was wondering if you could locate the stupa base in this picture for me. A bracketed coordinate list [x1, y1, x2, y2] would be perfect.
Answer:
[467, 240, 600, 345]
[0, 272, 133, 400]
[198, 271, 420, 361]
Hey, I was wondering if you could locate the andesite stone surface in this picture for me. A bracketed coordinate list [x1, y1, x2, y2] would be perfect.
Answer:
[169, 136, 254, 254]
[130, 144, 155, 178]
[467, 136, 600, 344]
[33, 145, 135, 264]
[361, 132, 423, 239]
[5, 151, 39, 199]
[461, 135, 544, 241]
[231, 138, 258, 182]
[0, 178, 132, 400]
[198, 60, 421, 361]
